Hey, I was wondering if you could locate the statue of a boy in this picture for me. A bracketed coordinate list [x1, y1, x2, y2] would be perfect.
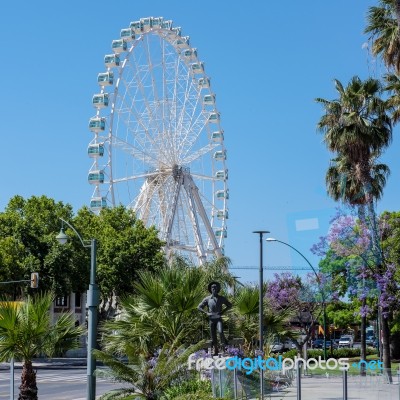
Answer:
[198, 281, 232, 355]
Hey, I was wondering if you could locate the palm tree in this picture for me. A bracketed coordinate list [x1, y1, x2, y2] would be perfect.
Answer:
[0, 293, 84, 400]
[365, 0, 400, 73]
[325, 152, 390, 373]
[316, 76, 392, 226]
[384, 72, 400, 123]
[325, 153, 390, 206]
[100, 263, 207, 358]
[232, 285, 294, 356]
[316, 75, 393, 377]
[94, 337, 205, 400]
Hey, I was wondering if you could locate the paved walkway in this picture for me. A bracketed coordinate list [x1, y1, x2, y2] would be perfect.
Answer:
[0, 358, 87, 370]
[263, 374, 400, 400]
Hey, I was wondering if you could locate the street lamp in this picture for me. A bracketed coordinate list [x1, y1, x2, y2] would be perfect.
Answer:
[253, 230, 270, 400]
[56, 218, 99, 400]
[265, 238, 327, 360]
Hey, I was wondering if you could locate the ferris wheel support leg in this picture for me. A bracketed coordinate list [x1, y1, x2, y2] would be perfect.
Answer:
[165, 175, 183, 248]
[184, 173, 223, 261]
[183, 176, 207, 264]
[134, 179, 156, 225]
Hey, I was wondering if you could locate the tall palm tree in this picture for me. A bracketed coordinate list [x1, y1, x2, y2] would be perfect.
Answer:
[325, 152, 390, 374]
[0, 293, 84, 400]
[316, 75, 393, 377]
[316, 76, 392, 221]
[365, 0, 400, 73]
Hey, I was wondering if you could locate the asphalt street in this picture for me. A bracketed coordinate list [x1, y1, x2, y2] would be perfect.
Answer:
[0, 366, 123, 400]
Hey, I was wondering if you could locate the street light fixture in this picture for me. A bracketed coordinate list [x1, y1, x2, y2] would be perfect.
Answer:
[265, 238, 327, 360]
[253, 230, 270, 400]
[56, 218, 99, 400]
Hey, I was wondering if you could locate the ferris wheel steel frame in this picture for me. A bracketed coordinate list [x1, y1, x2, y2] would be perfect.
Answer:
[87, 17, 228, 264]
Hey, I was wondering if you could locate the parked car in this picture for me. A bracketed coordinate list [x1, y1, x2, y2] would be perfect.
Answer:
[312, 339, 324, 348]
[324, 340, 338, 349]
[366, 336, 376, 346]
[270, 341, 284, 352]
[281, 339, 297, 351]
[338, 335, 354, 348]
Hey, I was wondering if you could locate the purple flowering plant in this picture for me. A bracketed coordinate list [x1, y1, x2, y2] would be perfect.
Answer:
[311, 206, 400, 316]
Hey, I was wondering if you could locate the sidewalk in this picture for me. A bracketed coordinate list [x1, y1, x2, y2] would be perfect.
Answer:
[0, 358, 87, 370]
[259, 374, 400, 400]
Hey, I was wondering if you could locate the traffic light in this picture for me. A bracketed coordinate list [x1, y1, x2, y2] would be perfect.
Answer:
[31, 273, 39, 289]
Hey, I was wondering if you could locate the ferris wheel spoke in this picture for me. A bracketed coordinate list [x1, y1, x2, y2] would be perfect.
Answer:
[182, 143, 219, 165]
[177, 110, 209, 162]
[111, 171, 159, 184]
[191, 173, 217, 181]
[112, 137, 160, 168]
[121, 49, 172, 163]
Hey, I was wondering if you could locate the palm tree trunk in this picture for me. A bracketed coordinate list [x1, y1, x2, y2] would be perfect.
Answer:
[18, 361, 38, 400]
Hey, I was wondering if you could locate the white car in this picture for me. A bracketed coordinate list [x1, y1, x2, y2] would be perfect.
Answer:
[270, 341, 284, 352]
[338, 335, 354, 348]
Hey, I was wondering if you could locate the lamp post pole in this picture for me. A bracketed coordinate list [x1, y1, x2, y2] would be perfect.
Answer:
[253, 230, 270, 400]
[87, 238, 99, 400]
[266, 238, 327, 361]
[56, 220, 99, 400]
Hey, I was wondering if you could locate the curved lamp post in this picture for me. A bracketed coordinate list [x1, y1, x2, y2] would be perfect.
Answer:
[253, 230, 270, 400]
[56, 218, 99, 400]
[266, 238, 327, 360]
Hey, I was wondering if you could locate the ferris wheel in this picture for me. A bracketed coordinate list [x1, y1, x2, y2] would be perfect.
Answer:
[87, 17, 228, 264]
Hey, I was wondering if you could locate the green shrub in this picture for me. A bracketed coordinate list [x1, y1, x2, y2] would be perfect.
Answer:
[169, 395, 224, 400]
[162, 379, 212, 399]
[282, 347, 377, 360]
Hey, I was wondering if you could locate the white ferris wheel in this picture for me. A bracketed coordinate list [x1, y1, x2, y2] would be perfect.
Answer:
[87, 17, 228, 264]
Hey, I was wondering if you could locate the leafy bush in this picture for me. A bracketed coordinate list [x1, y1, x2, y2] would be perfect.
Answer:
[162, 379, 212, 399]
[282, 347, 377, 360]
[168, 395, 220, 400]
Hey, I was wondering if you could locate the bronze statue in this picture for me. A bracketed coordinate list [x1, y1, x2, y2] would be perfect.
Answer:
[198, 281, 232, 355]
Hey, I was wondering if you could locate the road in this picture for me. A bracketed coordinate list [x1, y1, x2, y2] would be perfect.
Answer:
[0, 367, 125, 399]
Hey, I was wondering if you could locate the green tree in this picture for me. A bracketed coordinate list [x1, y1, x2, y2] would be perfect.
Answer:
[72, 205, 165, 319]
[325, 302, 360, 331]
[365, 0, 400, 73]
[0, 196, 165, 314]
[0, 293, 84, 400]
[0, 195, 75, 297]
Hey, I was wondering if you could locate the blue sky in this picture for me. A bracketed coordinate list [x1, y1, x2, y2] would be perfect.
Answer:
[1, 1, 398, 283]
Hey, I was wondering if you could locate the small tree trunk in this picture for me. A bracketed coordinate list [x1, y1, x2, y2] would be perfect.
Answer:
[360, 302, 367, 376]
[18, 361, 38, 400]
[381, 309, 392, 383]
[390, 331, 400, 359]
